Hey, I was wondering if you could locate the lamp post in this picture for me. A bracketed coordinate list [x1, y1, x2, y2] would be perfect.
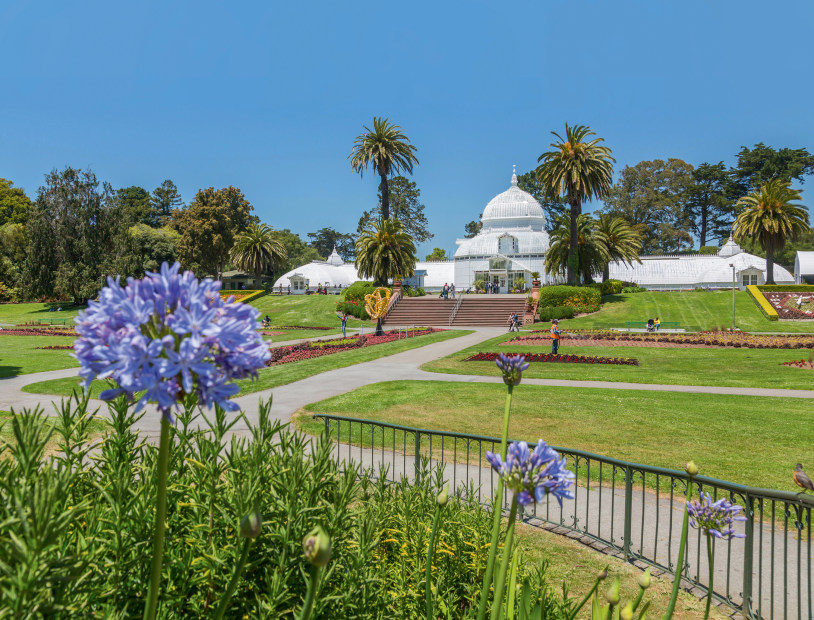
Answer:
[729, 263, 736, 330]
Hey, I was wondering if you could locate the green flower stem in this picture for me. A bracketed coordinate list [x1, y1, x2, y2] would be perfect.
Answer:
[704, 536, 714, 620]
[298, 565, 323, 620]
[476, 384, 514, 620]
[426, 503, 443, 619]
[565, 572, 604, 620]
[489, 496, 519, 620]
[213, 537, 253, 620]
[663, 477, 694, 620]
[143, 417, 172, 620]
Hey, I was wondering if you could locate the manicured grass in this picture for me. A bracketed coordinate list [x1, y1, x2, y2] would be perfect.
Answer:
[23, 330, 472, 398]
[541, 290, 814, 333]
[0, 301, 84, 326]
[266, 327, 345, 342]
[251, 293, 373, 328]
[296, 380, 811, 491]
[0, 335, 78, 377]
[422, 332, 814, 390]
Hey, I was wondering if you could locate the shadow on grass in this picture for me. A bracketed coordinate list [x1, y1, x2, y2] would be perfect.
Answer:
[0, 366, 23, 378]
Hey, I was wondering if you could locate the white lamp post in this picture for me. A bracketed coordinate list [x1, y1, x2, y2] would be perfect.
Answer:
[729, 263, 736, 330]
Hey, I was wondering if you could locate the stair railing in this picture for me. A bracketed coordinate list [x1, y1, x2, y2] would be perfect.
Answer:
[382, 287, 402, 323]
[448, 295, 464, 326]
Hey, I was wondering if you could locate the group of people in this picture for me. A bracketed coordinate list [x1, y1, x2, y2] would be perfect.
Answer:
[314, 283, 333, 295]
[441, 283, 456, 299]
[646, 317, 661, 332]
[483, 282, 500, 294]
[506, 312, 521, 332]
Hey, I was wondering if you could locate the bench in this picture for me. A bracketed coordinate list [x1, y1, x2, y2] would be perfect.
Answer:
[37, 318, 67, 326]
[624, 321, 680, 330]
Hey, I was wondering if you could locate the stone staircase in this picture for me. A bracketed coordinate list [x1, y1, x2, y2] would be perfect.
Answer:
[383, 296, 528, 327]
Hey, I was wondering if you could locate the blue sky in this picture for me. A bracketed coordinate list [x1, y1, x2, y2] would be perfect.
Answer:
[2, 0, 813, 258]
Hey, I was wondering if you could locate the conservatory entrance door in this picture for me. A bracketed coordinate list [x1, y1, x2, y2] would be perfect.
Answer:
[490, 273, 507, 294]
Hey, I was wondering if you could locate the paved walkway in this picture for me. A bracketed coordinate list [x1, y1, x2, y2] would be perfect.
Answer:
[2, 326, 811, 616]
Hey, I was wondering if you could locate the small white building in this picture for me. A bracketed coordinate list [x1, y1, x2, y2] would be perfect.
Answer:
[794, 251, 814, 284]
[453, 167, 550, 293]
[609, 236, 794, 290]
[272, 248, 359, 293]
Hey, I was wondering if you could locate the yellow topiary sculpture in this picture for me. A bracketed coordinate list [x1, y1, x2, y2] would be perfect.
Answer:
[364, 287, 391, 336]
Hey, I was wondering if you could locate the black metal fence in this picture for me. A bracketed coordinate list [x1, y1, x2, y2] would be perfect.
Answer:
[315, 414, 814, 620]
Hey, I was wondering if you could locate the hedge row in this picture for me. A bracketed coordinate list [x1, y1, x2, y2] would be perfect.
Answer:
[757, 284, 814, 292]
[747, 285, 779, 321]
[537, 285, 601, 308]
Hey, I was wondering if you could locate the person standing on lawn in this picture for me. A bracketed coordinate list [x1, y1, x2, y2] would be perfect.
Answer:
[337, 311, 348, 337]
[551, 319, 561, 354]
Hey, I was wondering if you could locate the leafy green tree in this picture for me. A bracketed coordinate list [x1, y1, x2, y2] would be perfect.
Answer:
[152, 180, 184, 224]
[544, 214, 607, 284]
[594, 214, 642, 282]
[516, 171, 568, 232]
[126, 224, 179, 275]
[601, 159, 694, 254]
[698, 245, 720, 255]
[349, 117, 419, 220]
[271, 228, 323, 277]
[464, 216, 483, 238]
[0, 223, 26, 286]
[357, 176, 433, 243]
[355, 217, 416, 286]
[0, 178, 31, 226]
[23, 167, 124, 304]
[115, 186, 155, 227]
[738, 230, 814, 269]
[424, 247, 447, 261]
[230, 223, 286, 288]
[734, 179, 809, 283]
[684, 162, 738, 247]
[174, 186, 254, 278]
[536, 124, 615, 284]
[732, 143, 814, 196]
[307, 227, 356, 260]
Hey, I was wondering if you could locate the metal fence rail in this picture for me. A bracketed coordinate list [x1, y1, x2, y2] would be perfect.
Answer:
[314, 414, 814, 620]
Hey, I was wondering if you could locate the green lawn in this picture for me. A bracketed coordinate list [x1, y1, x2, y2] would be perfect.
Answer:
[422, 332, 814, 390]
[251, 293, 373, 328]
[541, 290, 814, 333]
[296, 380, 811, 492]
[0, 335, 78, 377]
[0, 301, 83, 326]
[23, 330, 471, 398]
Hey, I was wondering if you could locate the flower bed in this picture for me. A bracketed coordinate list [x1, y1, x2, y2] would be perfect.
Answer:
[34, 344, 74, 350]
[265, 325, 335, 331]
[464, 352, 639, 366]
[515, 331, 814, 349]
[0, 327, 78, 336]
[219, 289, 266, 304]
[266, 328, 439, 366]
[761, 290, 814, 319]
[783, 359, 814, 369]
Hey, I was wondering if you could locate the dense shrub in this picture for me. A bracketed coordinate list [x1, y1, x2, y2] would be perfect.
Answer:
[622, 286, 647, 293]
[472, 279, 486, 291]
[0, 397, 569, 618]
[539, 305, 576, 321]
[337, 281, 389, 319]
[336, 299, 368, 319]
[537, 285, 601, 309]
[402, 285, 426, 297]
[757, 284, 814, 292]
[600, 279, 623, 295]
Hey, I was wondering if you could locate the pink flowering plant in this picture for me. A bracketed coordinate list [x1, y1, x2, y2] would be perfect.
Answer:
[73, 262, 270, 620]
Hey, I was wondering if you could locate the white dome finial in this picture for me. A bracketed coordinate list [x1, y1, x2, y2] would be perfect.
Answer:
[511, 164, 518, 187]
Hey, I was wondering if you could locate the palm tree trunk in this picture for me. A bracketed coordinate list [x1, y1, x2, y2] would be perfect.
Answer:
[379, 173, 390, 220]
[255, 270, 262, 290]
[567, 198, 580, 286]
[766, 247, 775, 285]
[602, 264, 609, 283]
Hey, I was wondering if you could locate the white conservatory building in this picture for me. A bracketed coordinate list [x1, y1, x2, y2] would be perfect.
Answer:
[608, 236, 794, 290]
[452, 167, 550, 293]
[272, 247, 359, 293]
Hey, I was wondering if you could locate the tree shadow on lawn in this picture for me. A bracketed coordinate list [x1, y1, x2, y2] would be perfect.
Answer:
[0, 366, 23, 378]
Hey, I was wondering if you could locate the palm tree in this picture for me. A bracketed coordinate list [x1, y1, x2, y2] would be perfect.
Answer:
[545, 214, 608, 284]
[229, 223, 286, 289]
[734, 179, 808, 284]
[595, 214, 642, 282]
[349, 117, 419, 220]
[536, 124, 615, 285]
[355, 218, 416, 286]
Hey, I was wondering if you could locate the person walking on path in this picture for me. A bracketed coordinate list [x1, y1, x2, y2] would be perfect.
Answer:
[337, 312, 348, 337]
[551, 319, 561, 354]
[443, 283, 449, 300]
[450, 283, 456, 299]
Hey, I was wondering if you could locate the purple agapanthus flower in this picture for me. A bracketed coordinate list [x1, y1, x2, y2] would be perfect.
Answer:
[686, 492, 747, 540]
[73, 262, 270, 420]
[486, 440, 574, 506]
[495, 353, 529, 386]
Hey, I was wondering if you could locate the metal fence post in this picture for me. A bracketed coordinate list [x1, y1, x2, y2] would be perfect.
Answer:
[741, 493, 755, 618]
[414, 431, 421, 484]
[623, 465, 633, 561]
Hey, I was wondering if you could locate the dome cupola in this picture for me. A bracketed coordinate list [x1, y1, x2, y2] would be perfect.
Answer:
[480, 166, 546, 231]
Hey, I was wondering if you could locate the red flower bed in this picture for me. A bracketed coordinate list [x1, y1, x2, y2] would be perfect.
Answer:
[762, 291, 814, 319]
[783, 359, 814, 369]
[0, 328, 78, 336]
[464, 352, 639, 366]
[265, 325, 335, 331]
[516, 331, 814, 349]
[266, 328, 439, 366]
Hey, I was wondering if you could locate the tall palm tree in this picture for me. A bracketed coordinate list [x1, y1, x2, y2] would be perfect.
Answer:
[734, 179, 808, 284]
[349, 117, 419, 220]
[229, 223, 286, 289]
[595, 214, 642, 282]
[355, 217, 416, 286]
[545, 214, 608, 284]
[536, 124, 615, 285]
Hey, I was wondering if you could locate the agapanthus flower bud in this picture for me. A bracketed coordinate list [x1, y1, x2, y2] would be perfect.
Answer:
[240, 510, 262, 539]
[597, 567, 608, 581]
[605, 577, 620, 605]
[620, 602, 634, 620]
[495, 353, 529, 386]
[685, 461, 699, 477]
[637, 567, 651, 589]
[303, 525, 332, 567]
[436, 485, 449, 507]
